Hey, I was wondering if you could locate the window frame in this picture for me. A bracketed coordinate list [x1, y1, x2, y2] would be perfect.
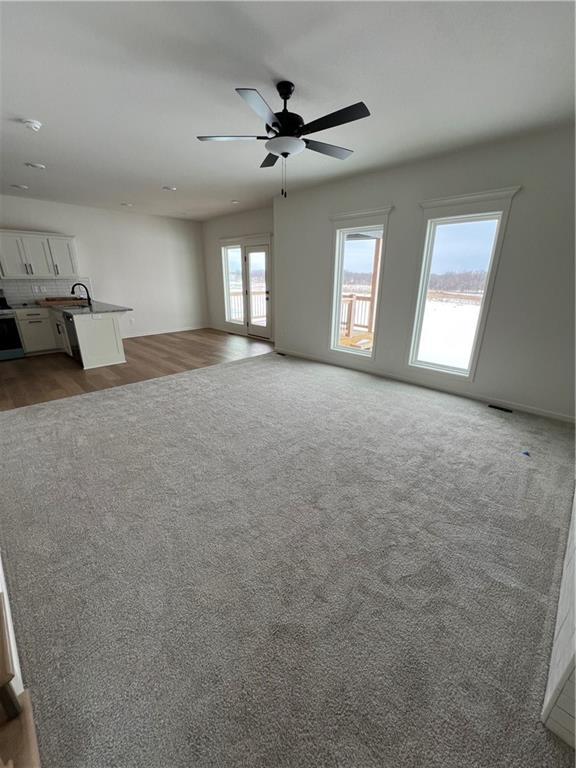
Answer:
[408, 187, 520, 381]
[329, 208, 392, 359]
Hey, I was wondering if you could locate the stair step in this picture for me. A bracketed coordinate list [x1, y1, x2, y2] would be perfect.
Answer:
[0, 596, 14, 689]
[0, 692, 40, 768]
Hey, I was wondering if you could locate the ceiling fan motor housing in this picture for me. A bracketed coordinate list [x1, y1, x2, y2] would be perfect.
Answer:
[266, 111, 305, 137]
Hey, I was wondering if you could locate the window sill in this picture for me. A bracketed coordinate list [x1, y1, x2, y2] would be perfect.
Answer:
[409, 359, 472, 379]
[331, 345, 375, 359]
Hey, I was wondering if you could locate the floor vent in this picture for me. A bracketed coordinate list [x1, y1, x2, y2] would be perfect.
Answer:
[488, 404, 513, 413]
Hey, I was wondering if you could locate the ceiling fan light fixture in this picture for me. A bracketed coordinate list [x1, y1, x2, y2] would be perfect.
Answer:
[265, 136, 305, 158]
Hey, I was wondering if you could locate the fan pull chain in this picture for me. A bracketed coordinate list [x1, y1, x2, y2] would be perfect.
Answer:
[281, 156, 288, 198]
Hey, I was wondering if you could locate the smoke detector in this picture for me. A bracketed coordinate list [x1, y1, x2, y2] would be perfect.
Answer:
[21, 119, 43, 132]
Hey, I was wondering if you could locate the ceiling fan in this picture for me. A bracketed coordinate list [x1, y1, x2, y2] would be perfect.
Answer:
[197, 81, 370, 173]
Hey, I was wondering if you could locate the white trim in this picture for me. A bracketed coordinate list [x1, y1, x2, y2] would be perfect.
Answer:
[122, 323, 207, 339]
[329, 209, 392, 360]
[273, 347, 575, 423]
[331, 205, 394, 222]
[419, 186, 521, 210]
[0, 227, 75, 238]
[219, 232, 271, 248]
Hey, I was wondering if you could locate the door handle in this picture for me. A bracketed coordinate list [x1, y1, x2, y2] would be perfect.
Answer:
[28, 264, 34, 275]
[28, 320, 42, 324]
[54, 263, 59, 275]
[24, 264, 29, 274]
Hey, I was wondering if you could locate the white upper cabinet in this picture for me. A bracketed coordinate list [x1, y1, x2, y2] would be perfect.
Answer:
[47, 237, 78, 277]
[21, 236, 53, 277]
[0, 230, 79, 278]
[0, 234, 27, 277]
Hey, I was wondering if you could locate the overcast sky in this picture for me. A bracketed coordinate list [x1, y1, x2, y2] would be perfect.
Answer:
[344, 218, 499, 274]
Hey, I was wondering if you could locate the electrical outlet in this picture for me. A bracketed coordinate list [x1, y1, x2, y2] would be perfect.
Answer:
[32, 285, 40, 294]
[129, 317, 135, 325]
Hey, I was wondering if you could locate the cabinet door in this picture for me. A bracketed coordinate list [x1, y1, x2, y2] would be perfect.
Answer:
[0, 234, 27, 277]
[21, 237, 53, 277]
[47, 238, 77, 276]
[17, 318, 56, 353]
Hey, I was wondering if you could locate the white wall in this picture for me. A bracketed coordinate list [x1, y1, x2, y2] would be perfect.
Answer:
[0, 195, 206, 337]
[273, 124, 575, 420]
[202, 207, 273, 331]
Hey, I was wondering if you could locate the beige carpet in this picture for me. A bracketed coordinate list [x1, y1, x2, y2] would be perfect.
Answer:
[0, 354, 574, 767]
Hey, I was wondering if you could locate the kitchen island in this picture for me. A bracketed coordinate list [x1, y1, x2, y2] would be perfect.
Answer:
[50, 301, 132, 369]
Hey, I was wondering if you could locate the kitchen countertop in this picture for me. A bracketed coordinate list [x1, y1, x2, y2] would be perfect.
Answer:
[52, 301, 133, 316]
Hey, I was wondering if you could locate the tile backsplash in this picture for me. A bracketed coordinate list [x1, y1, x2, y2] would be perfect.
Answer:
[0, 277, 92, 306]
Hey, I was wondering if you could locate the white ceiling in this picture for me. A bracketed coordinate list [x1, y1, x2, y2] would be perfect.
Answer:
[1, 2, 573, 221]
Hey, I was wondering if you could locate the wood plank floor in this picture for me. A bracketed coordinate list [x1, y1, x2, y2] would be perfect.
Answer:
[0, 329, 273, 411]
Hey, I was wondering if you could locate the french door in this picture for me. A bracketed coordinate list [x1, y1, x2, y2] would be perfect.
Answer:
[222, 240, 271, 339]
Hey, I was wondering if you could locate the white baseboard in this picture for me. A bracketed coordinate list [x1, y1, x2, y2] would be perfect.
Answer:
[274, 346, 574, 423]
[122, 323, 207, 339]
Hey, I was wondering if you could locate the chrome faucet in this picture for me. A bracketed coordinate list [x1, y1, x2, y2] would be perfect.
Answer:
[71, 282, 92, 307]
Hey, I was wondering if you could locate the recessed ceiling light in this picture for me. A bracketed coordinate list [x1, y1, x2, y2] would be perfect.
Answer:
[162, 185, 177, 192]
[10, 184, 29, 190]
[120, 202, 134, 207]
[231, 200, 240, 205]
[25, 162, 46, 170]
[20, 119, 42, 132]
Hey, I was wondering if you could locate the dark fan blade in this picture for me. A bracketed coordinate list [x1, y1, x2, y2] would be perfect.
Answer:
[197, 135, 267, 141]
[236, 88, 280, 129]
[260, 153, 279, 168]
[304, 139, 353, 159]
[300, 102, 370, 136]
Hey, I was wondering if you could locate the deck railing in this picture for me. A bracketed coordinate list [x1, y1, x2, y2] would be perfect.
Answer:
[229, 288, 376, 334]
[228, 291, 267, 323]
[340, 294, 375, 337]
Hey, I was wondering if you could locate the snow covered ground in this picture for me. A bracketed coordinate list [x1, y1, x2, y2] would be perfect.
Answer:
[416, 300, 481, 370]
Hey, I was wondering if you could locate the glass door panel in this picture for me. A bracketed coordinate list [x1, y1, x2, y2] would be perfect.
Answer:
[246, 247, 271, 338]
[222, 245, 244, 325]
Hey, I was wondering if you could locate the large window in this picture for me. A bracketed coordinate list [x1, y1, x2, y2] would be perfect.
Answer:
[331, 223, 384, 356]
[410, 213, 501, 376]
